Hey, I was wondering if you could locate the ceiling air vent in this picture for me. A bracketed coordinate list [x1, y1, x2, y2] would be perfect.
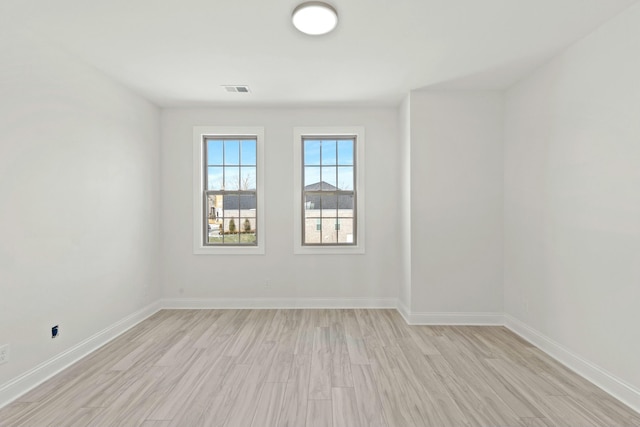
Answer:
[223, 85, 250, 93]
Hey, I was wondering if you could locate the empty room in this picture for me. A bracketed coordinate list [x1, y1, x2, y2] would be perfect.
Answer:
[1, 0, 639, 426]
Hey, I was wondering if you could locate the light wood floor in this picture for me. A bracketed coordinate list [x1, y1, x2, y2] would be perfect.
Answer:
[1, 309, 639, 427]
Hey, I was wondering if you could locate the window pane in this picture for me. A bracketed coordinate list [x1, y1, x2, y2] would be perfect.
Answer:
[304, 218, 322, 244]
[321, 218, 338, 243]
[304, 167, 321, 189]
[224, 140, 240, 165]
[206, 195, 223, 244]
[338, 194, 354, 214]
[207, 140, 224, 165]
[321, 194, 337, 217]
[240, 216, 256, 244]
[337, 167, 353, 190]
[239, 193, 257, 212]
[240, 216, 256, 232]
[321, 140, 337, 165]
[207, 166, 224, 190]
[304, 194, 320, 217]
[337, 140, 353, 165]
[321, 166, 337, 190]
[225, 167, 240, 190]
[337, 218, 354, 244]
[223, 216, 240, 244]
[240, 166, 256, 190]
[241, 140, 256, 166]
[304, 140, 321, 165]
[220, 194, 239, 217]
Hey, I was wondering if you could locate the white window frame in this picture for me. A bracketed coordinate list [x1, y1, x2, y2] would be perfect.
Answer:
[193, 126, 265, 255]
[293, 126, 365, 255]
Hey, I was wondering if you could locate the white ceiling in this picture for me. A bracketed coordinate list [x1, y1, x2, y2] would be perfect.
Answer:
[5, 0, 637, 107]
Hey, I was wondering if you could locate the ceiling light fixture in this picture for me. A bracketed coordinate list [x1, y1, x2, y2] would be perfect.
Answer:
[292, 2, 338, 36]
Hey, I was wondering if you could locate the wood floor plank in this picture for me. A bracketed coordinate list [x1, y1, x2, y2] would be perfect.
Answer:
[332, 387, 363, 427]
[367, 346, 421, 427]
[266, 350, 294, 383]
[276, 354, 311, 427]
[433, 334, 544, 418]
[329, 310, 354, 388]
[226, 309, 277, 365]
[355, 309, 386, 349]
[351, 364, 388, 427]
[385, 343, 468, 427]
[369, 310, 409, 347]
[166, 356, 234, 427]
[294, 310, 315, 355]
[535, 394, 603, 427]
[76, 371, 161, 427]
[47, 407, 104, 427]
[343, 310, 370, 365]
[139, 421, 172, 427]
[520, 418, 554, 427]
[309, 327, 332, 400]
[330, 349, 353, 388]
[306, 399, 333, 427]
[427, 354, 521, 427]
[0, 402, 39, 427]
[110, 339, 153, 371]
[147, 352, 210, 420]
[484, 357, 563, 406]
[404, 325, 441, 355]
[222, 361, 270, 427]
[197, 362, 250, 427]
[1, 309, 639, 427]
[250, 382, 287, 427]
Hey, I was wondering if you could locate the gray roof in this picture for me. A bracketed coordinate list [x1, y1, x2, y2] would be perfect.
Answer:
[215, 194, 256, 210]
[304, 182, 353, 209]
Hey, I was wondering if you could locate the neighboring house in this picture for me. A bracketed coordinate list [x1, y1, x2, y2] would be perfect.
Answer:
[303, 181, 354, 209]
[303, 181, 355, 244]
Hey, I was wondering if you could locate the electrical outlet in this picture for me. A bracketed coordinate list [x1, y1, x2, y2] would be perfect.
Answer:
[0, 344, 9, 364]
[51, 325, 59, 339]
[263, 279, 270, 289]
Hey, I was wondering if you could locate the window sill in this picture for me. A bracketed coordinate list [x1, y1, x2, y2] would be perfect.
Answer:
[193, 245, 265, 255]
[293, 245, 365, 255]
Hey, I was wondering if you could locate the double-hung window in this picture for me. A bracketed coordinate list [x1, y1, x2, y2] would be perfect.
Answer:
[193, 127, 264, 254]
[293, 127, 365, 254]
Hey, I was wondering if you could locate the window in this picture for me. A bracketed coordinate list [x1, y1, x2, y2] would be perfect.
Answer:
[193, 127, 264, 255]
[293, 127, 365, 254]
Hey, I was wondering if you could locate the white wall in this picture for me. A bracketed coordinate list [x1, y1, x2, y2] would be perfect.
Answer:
[409, 91, 504, 314]
[160, 107, 400, 301]
[398, 95, 412, 310]
[504, 2, 640, 392]
[0, 29, 160, 387]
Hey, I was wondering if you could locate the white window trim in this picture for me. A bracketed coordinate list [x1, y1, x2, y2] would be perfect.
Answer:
[293, 126, 365, 255]
[193, 126, 265, 255]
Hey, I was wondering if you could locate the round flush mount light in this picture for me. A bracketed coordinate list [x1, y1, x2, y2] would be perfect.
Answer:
[292, 1, 338, 35]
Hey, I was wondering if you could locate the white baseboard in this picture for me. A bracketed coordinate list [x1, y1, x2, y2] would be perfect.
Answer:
[0, 301, 161, 409]
[398, 305, 503, 325]
[162, 299, 502, 327]
[396, 301, 412, 324]
[405, 312, 504, 325]
[504, 314, 640, 414]
[161, 297, 398, 309]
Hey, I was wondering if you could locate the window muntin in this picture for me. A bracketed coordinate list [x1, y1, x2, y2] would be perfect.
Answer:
[302, 137, 356, 246]
[203, 136, 257, 246]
